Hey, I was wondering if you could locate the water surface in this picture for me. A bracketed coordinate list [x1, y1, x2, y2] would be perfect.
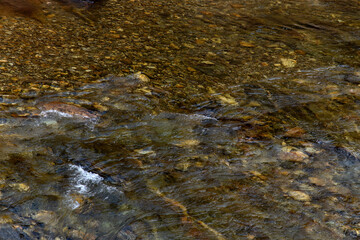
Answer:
[0, 0, 359, 239]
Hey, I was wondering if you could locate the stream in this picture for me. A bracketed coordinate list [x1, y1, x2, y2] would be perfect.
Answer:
[0, 0, 360, 239]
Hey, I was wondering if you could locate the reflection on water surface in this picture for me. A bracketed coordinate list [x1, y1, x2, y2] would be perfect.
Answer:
[0, 0, 359, 239]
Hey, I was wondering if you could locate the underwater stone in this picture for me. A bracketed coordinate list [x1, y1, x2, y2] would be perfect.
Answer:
[37, 101, 99, 120]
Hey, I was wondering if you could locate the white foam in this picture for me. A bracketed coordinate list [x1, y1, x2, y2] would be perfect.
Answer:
[39, 110, 99, 129]
[190, 113, 218, 121]
[65, 164, 119, 210]
[66, 198, 81, 210]
[69, 164, 118, 195]
[69, 164, 103, 194]
[40, 110, 75, 118]
[40, 109, 99, 120]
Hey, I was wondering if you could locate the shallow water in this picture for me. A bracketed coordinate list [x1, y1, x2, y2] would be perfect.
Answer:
[0, 0, 360, 239]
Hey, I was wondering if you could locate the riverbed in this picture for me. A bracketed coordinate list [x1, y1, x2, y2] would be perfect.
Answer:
[0, 0, 359, 239]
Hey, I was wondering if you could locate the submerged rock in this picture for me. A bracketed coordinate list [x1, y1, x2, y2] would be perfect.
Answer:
[32, 210, 58, 226]
[10, 183, 30, 192]
[287, 190, 311, 202]
[284, 127, 306, 138]
[37, 101, 99, 120]
[278, 147, 309, 162]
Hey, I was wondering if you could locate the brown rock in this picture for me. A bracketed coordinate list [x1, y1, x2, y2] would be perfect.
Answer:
[327, 185, 351, 196]
[308, 177, 326, 187]
[33, 210, 58, 225]
[284, 127, 306, 138]
[37, 101, 99, 120]
[278, 148, 308, 162]
[295, 50, 306, 55]
[239, 41, 255, 48]
[93, 103, 108, 112]
[280, 58, 297, 68]
[288, 190, 311, 202]
[230, 3, 244, 8]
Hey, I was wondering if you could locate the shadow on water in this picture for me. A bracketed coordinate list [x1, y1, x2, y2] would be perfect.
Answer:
[0, 0, 359, 239]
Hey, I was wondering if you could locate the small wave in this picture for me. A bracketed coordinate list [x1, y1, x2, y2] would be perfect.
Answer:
[65, 164, 120, 209]
[40, 110, 76, 119]
[69, 164, 118, 194]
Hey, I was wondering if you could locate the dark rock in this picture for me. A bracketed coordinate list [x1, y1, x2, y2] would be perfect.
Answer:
[0, 225, 32, 240]
[344, 72, 360, 84]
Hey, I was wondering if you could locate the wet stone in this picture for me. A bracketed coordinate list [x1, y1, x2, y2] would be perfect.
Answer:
[117, 226, 137, 240]
[344, 71, 360, 84]
[327, 185, 352, 196]
[93, 102, 108, 111]
[0, 215, 12, 224]
[280, 58, 297, 68]
[174, 139, 200, 148]
[308, 177, 327, 187]
[278, 147, 309, 162]
[287, 190, 311, 202]
[37, 101, 99, 120]
[32, 210, 58, 226]
[10, 183, 30, 192]
[66, 229, 97, 240]
[20, 89, 39, 99]
[175, 161, 191, 172]
[284, 127, 305, 138]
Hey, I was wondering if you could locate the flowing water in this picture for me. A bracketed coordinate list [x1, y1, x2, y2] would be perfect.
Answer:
[0, 0, 360, 239]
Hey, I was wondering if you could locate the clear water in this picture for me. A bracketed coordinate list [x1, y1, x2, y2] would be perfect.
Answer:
[0, 0, 359, 239]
